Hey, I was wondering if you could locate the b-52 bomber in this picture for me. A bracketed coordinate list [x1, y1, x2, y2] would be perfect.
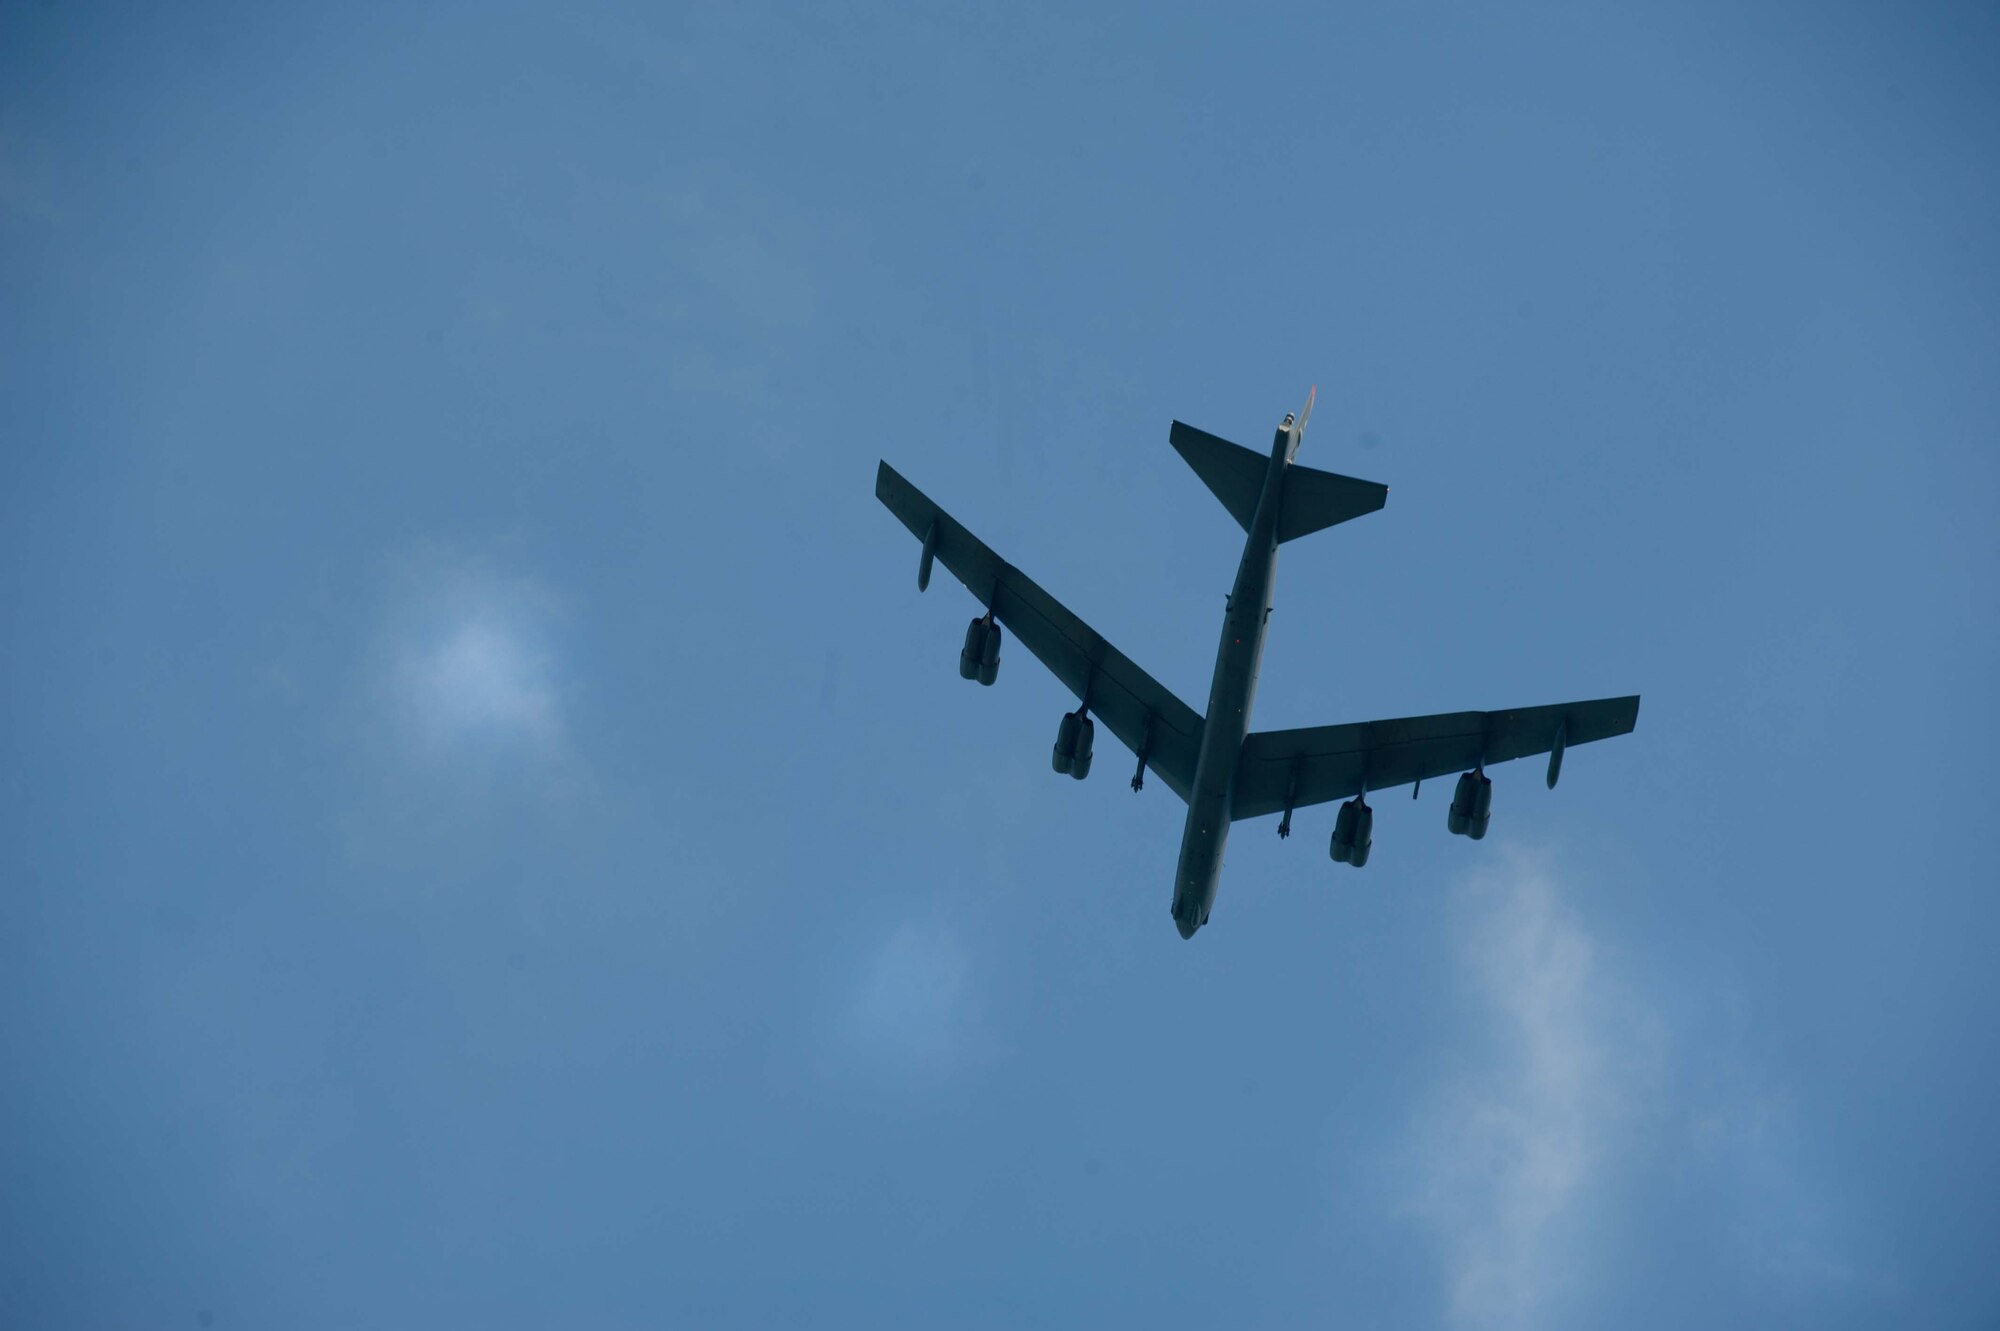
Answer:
[875, 389, 1639, 939]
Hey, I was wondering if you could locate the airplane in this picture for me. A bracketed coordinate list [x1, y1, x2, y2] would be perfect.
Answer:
[875, 388, 1639, 939]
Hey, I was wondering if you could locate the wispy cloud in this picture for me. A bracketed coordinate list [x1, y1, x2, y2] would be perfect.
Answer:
[840, 918, 976, 1075]
[1398, 848, 1887, 1327]
[382, 554, 566, 758]
[325, 548, 594, 887]
[1402, 849, 1655, 1329]
[398, 617, 559, 747]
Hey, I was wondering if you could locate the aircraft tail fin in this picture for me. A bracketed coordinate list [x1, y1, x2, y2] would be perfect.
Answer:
[1169, 421, 1266, 532]
[1276, 463, 1388, 543]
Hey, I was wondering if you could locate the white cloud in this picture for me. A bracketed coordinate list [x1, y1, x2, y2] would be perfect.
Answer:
[383, 556, 566, 757]
[1401, 849, 1654, 1330]
[841, 919, 975, 1074]
[332, 550, 585, 874]
[400, 617, 559, 745]
[1395, 849, 1887, 1326]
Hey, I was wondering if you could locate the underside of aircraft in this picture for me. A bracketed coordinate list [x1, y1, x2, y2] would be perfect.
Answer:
[876, 390, 1639, 938]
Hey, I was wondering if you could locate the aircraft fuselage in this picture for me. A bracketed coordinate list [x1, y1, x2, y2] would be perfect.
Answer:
[1171, 417, 1301, 938]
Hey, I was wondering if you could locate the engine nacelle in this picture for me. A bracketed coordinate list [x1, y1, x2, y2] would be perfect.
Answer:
[1330, 798, 1373, 866]
[960, 617, 1002, 685]
[1069, 714, 1094, 780]
[1052, 710, 1080, 774]
[959, 618, 985, 679]
[977, 619, 1001, 686]
[1051, 710, 1094, 778]
[1447, 771, 1492, 839]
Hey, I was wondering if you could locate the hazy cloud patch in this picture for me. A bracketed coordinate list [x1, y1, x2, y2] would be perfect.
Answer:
[381, 553, 567, 759]
[839, 918, 976, 1076]
[327, 548, 598, 888]
[399, 617, 559, 747]
[1401, 848, 1657, 1329]
[1398, 848, 1882, 1326]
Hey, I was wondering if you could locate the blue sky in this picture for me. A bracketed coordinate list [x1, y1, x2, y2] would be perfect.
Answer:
[3, 1, 1996, 1326]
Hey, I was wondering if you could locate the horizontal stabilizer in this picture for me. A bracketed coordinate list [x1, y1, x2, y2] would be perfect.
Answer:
[1276, 464, 1387, 543]
[1170, 421, 1267, 532]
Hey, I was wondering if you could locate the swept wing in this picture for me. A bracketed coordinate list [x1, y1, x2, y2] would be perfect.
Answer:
[875, 461, 1205, 802]
[1232, 695, 1640, 820]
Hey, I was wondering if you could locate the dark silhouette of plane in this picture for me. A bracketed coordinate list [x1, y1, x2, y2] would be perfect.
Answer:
[877, 389, 1638, 939]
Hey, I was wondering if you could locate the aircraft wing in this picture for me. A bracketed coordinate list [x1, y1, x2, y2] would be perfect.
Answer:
[1231, 695, 1640, 821]
[876, 461, 1205, 802]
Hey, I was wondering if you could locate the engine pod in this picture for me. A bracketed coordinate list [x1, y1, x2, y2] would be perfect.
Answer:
[959, 618, 987, 679]
[1331, 799, 1362, 861]
[1351, 802, 1373, 862]
[1448, 772, 1492, 833]
[975, 622, 1001, 686]
[1052, 711, 1081, 773]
